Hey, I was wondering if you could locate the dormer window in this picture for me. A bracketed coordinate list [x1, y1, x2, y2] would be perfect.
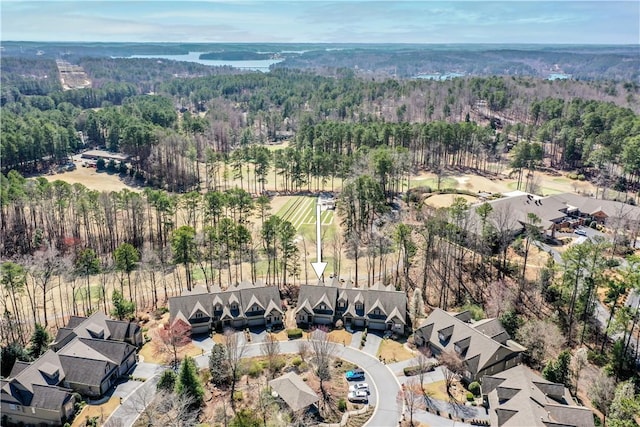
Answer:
[320, 303, 326, 310]
[253, 305, 259, 312]
[231, 304, 238, 310]
[215, 304, 222, 312]
[373, 308, 381, 315]
[195, 312, 203, 318]
[338, 301, 345, 308]
[355, 303, 363, 310]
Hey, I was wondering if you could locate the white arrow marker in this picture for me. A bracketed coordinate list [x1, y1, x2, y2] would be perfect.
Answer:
[311, 201, 327, 279]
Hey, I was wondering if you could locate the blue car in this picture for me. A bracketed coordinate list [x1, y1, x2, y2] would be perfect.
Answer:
[345, 369, 365, 381]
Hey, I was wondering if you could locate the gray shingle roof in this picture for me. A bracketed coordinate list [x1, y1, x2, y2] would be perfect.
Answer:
[9, 361, 31, 377]
[483, 365, 594, 427]
[416, 309, 523, 376]
[30, 384, 73, 410]
[57, 337, 134, 365]
[169, 283, 282, 324]
[59, 355, 113, 387]
[269, 372, 319, 412]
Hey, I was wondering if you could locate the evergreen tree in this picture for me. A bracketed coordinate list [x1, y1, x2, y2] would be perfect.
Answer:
[1, 343, 31, 377]
[28, 323, 51, 359]
[111, 289, 136, 320]
[114, 242, 140, 301]
[542, 350, 571, 386]
[175, 356, 204, 408]
[157, 369, 177, 392]
[209, 343, 232, 386]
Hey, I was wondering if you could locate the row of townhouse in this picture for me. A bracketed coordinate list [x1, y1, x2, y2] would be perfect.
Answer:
[169, 279, 408, 335]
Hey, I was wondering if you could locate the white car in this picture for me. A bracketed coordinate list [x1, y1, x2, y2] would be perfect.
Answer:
[574, 228, 588, 236]
[348, 390, 368, 403]
[349, 383, 369, 393]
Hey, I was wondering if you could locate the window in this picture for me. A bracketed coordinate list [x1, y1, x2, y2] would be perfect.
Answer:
[338, 301, 345, 308]
[9, 404, 17, 410]
[215, 304, 222, 311]
[355, 303, 363, 310]
[373, 308, 380, 315]
[231, 304, 238, 310]
[195, 312, 203, 318]
[320, 303, 326, 310]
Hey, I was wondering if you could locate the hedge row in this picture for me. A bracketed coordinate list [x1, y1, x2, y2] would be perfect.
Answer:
[287, 328, 303, 339]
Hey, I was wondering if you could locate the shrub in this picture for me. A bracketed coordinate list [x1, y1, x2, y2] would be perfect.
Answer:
[587, 350, 608, 366]
[338, 398, 347, 412]
[233, 391, 243, 401]
[292, 356, 303, 367]
[247, 361, 264, 378]
[466, 392, 475, 401]
[605, 258, 620, 268]
[403, 364, 435, 376]
[287, 328, 303, 339]
[577, 174, 586, 181]
[272, 357, 286, 373]
[460, 303, 485, 321]
[468, 381, 481, 396]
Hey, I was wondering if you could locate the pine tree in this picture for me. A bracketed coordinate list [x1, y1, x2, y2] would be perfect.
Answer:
[157, 369, 177, 392]
[28, 323, 51, 359]
[209, 343, 232, 386]
[111, 289, 135, 321]
[175, 356, 204, 408]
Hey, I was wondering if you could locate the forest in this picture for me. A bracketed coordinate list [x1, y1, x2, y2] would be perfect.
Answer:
[1, 49, 640, 426]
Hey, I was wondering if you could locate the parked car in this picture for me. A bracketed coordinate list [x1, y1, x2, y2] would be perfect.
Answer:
[574, 228, 588, 236]
[349, 383, 369, 393]
[347, 390, 368, 403]
[345, 369, 365, 381]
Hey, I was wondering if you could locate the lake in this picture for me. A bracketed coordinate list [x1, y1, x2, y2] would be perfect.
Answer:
[414, 72, 465, 80]
[122, 51, 283, 72]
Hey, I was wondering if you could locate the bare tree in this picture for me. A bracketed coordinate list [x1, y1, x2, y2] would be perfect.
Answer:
[439, 350, 465, 401]
[297, 340, 310, 362]
[156, 319, 192, 368]
[399, 378, 423, 427]
[484, 279, 517, 318]
[409, 288, 425, 334]
[309, 328, 336, 403]
[147, 391, 199, 427]
[223, 328, 246, 409]
[415, 348, 433, 397]
[260, 332, 281, 379]
[588, 369, 616, 426]
[572, 347, 588, 395]
[516, 318, 564, 370]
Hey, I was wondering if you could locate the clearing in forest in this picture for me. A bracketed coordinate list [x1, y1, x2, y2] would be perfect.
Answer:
[275, 196, 334, 236]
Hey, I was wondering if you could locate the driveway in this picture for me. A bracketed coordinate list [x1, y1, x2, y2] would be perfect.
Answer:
[396, 365, 489, 426]
[194, 337, 402, 427]
[104, 369, 162, 427]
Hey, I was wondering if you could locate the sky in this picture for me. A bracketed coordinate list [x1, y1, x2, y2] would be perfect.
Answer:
[2, 1, 639, 44]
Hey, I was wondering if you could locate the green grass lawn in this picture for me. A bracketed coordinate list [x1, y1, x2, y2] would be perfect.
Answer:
[275, 196, 334, 232]
[74, 284, 105, 304]
[410, 177, 458, 190]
